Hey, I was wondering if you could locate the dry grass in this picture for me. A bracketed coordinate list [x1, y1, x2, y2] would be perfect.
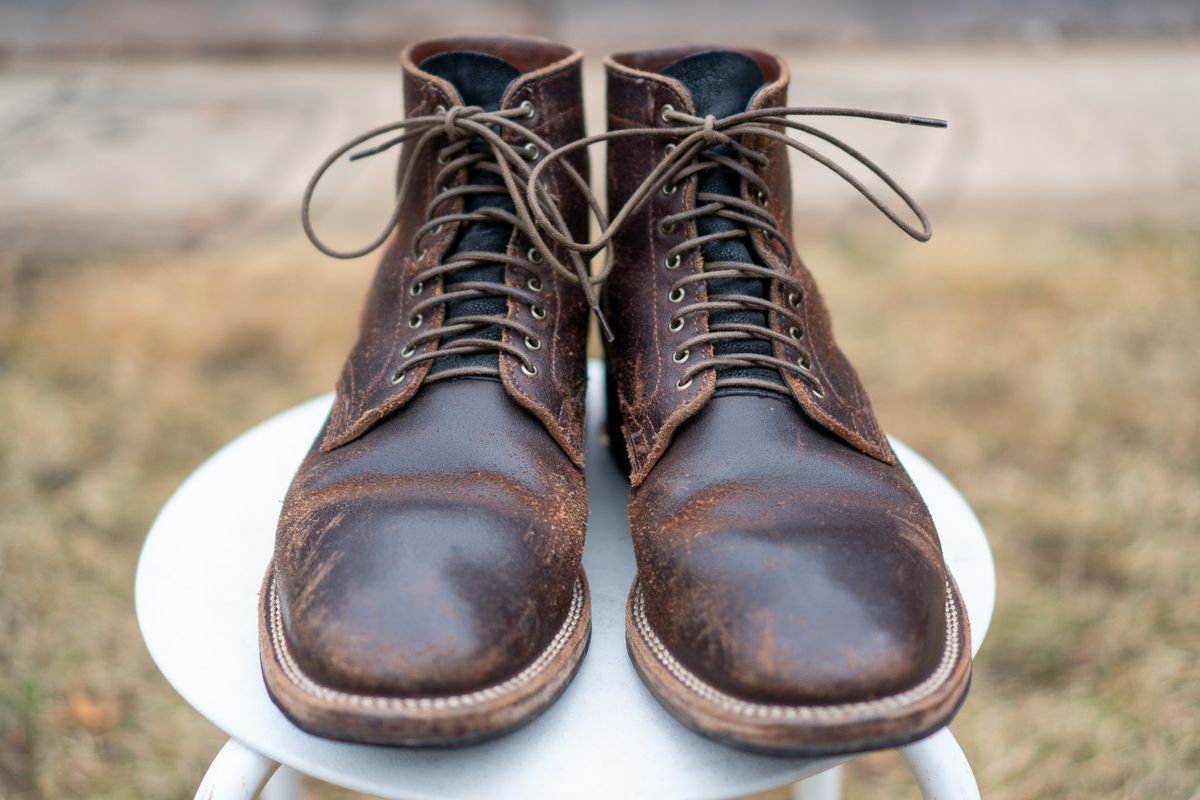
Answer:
[0, 238, 368, 798]
[1, 208, 1198, 798]
[811, 216, 1200, 799]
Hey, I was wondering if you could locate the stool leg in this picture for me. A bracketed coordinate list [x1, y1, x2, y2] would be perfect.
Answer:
[898, 728, 981, 800]
[790, 764, 843, 800]
[194, 738, 280, 800]
[262, 766, 304, 800]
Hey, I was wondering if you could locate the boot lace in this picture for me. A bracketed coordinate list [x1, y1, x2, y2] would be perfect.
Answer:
[301, 103, 611, 383]
[527, 105, 945, 394]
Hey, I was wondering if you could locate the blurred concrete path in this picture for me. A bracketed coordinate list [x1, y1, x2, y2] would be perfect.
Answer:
[3, 1, 1198, 56]
[2, 42, 1198, 255]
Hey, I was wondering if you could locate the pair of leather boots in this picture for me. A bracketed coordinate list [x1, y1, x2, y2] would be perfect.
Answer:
[259, 35, 971, 756]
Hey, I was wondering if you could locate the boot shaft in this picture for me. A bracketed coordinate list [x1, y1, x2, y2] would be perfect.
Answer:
[602, 46, 894, 483]
[317, 36, 593, 466]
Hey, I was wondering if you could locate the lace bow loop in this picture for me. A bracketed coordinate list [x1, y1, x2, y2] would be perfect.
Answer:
[301, 103, 614, 339]
[525, 104, 947, 261]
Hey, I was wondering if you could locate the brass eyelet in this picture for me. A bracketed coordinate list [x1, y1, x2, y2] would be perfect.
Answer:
[518, 100, 536, 119]
[527, 276, 542, 292]
[787, 291, 802, 308]
[676, 376, 693, 390]
[524, 336, 541, 351]
[408, 313, 423, 328]
[523, 143, 539, 161]
[401, 343, 416, 357]
[668, 287, 685, 303]
[390, 370, 406, 384]
[521, 362, 539, 376]
[788, 325, 803, 340]
[665, 253, 681, 270]
[672, 349, 690, 364]
[668, 317, 684, 332]
[531, 305, 547, 320]
[660, 104, 675, 123]
[409, 281, 424, 296]
[527, 247, 543, 264]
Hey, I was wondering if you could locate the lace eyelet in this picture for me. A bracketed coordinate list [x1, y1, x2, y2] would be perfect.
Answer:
[527, 247, 543, 264]
[518, 100, 536, 119]
[676, 376, 693, 390]
[660, 104, 675, 123]
[665, 253, 681, 270]
[788, 325, 803, 340]
[435, 105, 447, 114]
[409, 281, 424, 296]
[756, 190, 769, 206]
[436, 151, 450, 165]
[672, 349, 690, 364]
[524, 336, 541, 351]
[659, 221, 676, 235]
[662, 182, 678, 196]
[663, 143, 676, 156]
[810, 383, 825, 398]
[668, 287, 685, 303]
[787, 291, 803, 308]
[521, 362, 539, 376]
[668, 317, 684, 332]
[400, 343, 416, 357]
[531, 305, 547, 320]
[523, 143, 540, 161]
[408, 313, 423, 328]
[797, 354, 813, 370]
[527, 276, 542, 292]
[390, 370, 406, 384]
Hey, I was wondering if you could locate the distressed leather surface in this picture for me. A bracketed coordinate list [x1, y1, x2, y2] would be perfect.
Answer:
[270, 36, 590, 700]
[605, 46, 961, 709]
[603, 47, 893, 486]
[496, 60, 591, 468]
[631, 393, 947, 704]
[320, 37, 590, 467]
[277, 379, 587, 695]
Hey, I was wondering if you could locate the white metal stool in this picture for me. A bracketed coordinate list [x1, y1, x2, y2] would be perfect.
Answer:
[136, 361, 994, 800]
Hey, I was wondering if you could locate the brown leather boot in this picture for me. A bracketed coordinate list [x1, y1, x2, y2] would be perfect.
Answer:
[595, 46, 971, 754]
[258, 36, 596, 745]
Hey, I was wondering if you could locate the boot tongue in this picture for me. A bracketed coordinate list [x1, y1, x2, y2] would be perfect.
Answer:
[661, 51, 785, 392]
[418, 51, 522, 378]
[420, 51, 520, 111]
[661, 50, 763, 121]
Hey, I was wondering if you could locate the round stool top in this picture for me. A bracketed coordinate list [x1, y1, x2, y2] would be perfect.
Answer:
[136, 362, 994, 800]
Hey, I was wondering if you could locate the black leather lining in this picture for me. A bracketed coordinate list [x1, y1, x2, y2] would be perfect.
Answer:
[660, 51, 785, 396]
[419, 51, 522, 378]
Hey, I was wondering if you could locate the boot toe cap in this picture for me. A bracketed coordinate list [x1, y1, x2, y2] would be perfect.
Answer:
[641, 519, 949, 707]
[274, 500, 578, 698]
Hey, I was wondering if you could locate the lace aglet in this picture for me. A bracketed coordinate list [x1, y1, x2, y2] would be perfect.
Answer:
[594, 306, 615, 343]
[909, 115, 948, 129]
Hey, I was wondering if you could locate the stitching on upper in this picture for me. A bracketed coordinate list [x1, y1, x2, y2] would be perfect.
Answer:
[632, 580, 963, 721]
[268, 574, 585, 712]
